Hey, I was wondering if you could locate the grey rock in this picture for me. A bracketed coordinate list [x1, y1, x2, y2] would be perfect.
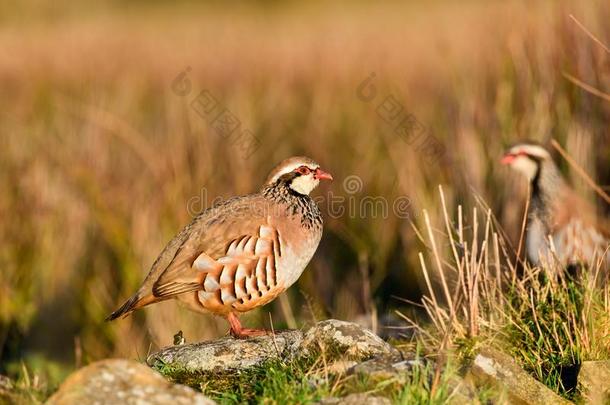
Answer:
[347, 356, 480, 404]
[301, 320, 397, 360]
[46, 359, 215, 405]
[148, 319, 395, 381]
[445, 375, 481, 405]
[578, 360, 610, 405]
[316, 393, 391, 405]
[347, 354, 418, 381]
[467, 346, 572, 405]
[148, 329, 303, 374]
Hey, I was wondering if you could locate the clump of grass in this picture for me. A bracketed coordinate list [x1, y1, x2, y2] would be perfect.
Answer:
[503, 271, 610, 398]
[152, 355, 334, 404]
[402, 187, 610, 400]
[394, 359, 458, 405]
[0, 362, 56, 404]
[237, 361, 324, 405]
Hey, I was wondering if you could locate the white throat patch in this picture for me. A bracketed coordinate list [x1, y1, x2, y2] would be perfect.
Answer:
[510, 155, 539, 181]
[289, 173, 319, 195]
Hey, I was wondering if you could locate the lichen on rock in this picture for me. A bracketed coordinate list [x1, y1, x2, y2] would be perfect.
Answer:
[467, 346, 572, 405]
[301, 320, 399, 361]
[148, 329, 303, 375]
[578, 360, 610, 404]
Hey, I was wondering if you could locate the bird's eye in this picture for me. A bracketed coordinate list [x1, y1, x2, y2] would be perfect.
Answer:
[296, 166, 311, 175]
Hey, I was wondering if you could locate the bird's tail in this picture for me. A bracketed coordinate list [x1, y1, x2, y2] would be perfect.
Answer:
[105, 293, 156, 321]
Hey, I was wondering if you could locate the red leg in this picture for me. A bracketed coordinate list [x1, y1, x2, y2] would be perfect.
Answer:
[226, 312, 268, 338]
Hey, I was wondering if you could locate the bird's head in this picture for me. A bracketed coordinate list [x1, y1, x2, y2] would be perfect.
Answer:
[265, 156, 333, 195]
[501, 141, 552, 181]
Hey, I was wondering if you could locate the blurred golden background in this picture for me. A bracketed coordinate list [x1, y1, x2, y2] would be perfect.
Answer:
[0, 0, 608, 389]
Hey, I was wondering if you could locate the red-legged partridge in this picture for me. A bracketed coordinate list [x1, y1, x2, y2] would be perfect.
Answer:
[107, 156, 332, 337]
[502, 142, 609, 272]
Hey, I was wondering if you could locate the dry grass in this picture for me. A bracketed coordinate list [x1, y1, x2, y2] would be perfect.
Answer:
[402, 187, 610, 398]
[0, 0, 609, 394]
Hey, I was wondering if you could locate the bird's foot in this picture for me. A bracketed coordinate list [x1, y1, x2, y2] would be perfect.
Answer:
[226, 312, 269, 339]
[230, 328, 269, 339]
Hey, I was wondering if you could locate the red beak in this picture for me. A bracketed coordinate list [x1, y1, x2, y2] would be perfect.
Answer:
[501, 153, 516, 165]
[314, 168, 333, 181]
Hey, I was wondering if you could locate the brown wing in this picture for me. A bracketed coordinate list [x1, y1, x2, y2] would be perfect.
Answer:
[150, 195, 280, 299]
[105, 194, 282, 320]
[553, 189, 610, 237]
[551, 188, 610, 264]
[152, 224, 281, 299]
[191, 224, 284, 313]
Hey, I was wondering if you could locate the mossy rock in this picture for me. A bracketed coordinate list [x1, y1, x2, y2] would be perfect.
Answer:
[147, 319, 397, 393]
[148, 330, 304, 393]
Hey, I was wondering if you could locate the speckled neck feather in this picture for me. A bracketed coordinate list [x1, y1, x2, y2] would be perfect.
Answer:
[530, 159, 566, 225]
[261, 180, 323, 230]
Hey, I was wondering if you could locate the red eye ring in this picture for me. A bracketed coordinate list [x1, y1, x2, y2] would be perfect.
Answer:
[296, 166, 311, 175]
